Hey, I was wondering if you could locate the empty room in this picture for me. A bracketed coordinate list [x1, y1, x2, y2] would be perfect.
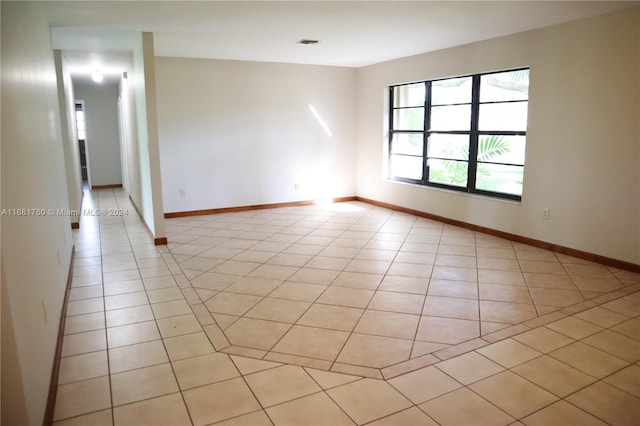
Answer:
[2, 1, 639, 425]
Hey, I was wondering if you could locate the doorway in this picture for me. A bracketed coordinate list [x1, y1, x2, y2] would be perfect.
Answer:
[74, 100, 90, 186]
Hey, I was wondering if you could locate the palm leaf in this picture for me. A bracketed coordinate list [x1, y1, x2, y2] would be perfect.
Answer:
[477, 135, 510, 162]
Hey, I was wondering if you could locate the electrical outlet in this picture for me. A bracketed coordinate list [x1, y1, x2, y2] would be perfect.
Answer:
[294, 182, 300, 191]
[543, 208, 550, 220]
[179, 188, 186, 197]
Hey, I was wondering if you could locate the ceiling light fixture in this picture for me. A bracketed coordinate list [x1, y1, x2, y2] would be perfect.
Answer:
[91, 70, 103, 83]
[297, 39, 320, 45]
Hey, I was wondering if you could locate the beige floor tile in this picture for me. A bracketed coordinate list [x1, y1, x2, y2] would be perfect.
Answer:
[103, 280, 145, 297]
[545, 316, 604, 340]
[368, 291, 425, 314]
[478, 269, 526, 286]
[183, 377, 261, 426]
[530, 287, 585, 307]
[388, 365, 462, 404]
[513, 327, 574, 353]
[107, 321, 160, 348]
[288, 267, 340, 285]
[61, 329, 107, 357]
[337, 333, 413, 368]
[567, 381, 640, 426]
[316, 286, 374, 308]
[572, 275, 624, 293]
[523, 272, 577, 289]
[225, 317, 291, 350]
[512, 355, 597, 397]
[106, 304, 154, 327]
[266, 391, 355, 426]
[477, 257, 520, 272]
[230, 354, 283, 375]
[519, 260, 565, 275]
[476, 338, 542, 368]
[53, 376, 112, 421]
[64, 312, 105, 335]
[576, 306, 630, 328]
[419, 387, 514, 426]
[225, 276, 283, 296]
[416, 316, 480, 345]
[104, 291, 149, 311]
[172, 352, 240, 389]
[178, 255, 224, 272]
[355, 310, 420, 339]
[113, 392, 191, 426]
[328, 378, 412, 424]
[368, 406, 438, 426]
[549, 342, 629, 378]
[68, 284, 104, 301]
[600, 296, 640, 317]
[479, 283, 532, 303]
[297, 304, 363, 332]
[164, 331, 214, 361]
[603, 364, 640, 397]
[393, 251, 436, 265]
[521, 400, 606, 426]
[152, 299, 193, 319]
[145, 286, 184, 303]
[212, 259, 261, 275]
[213, 410, 273, 426]
[268, 282, 327, 302]
[58, 350, 109, 384]
[582, 329, 640, 362]
[53, 409, 112, 426]
[245, 297, 311, 323]
[111, 363, 179, 406]
[143, 275, 178, 290]
[331, 271, 383, 289]
[479, 300, 538, 324]
[427, 279, 478, 299]
[304, 256, 349, 271]
[244, 365, 321, 407]
[272, 325, 350, 361]
[379, 275, 430, 295]
[387, 261, 433, 278]
[249, 264, 299, 281]
[431, 266, 478, 282]
[423, 296, 479, 320]
[469, 370, 558, 418]
[67, 297, 104, 316]
[304, 367, 361, 389]
[435, 351, 504, 385]
[157, 314, 201, 338]
[435, 254, 477, 269]
[205, 291, 263, 315]
[190, 271, 238, 291]
[439, 244, 476, 257]
[104, 269, 141, 284]
[108, 339, 168, 373]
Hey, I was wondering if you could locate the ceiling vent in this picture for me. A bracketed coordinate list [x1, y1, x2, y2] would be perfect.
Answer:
[297, 39, 320, 45]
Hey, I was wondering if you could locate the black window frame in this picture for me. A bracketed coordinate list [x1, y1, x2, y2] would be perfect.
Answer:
[388, 68, 529, 201]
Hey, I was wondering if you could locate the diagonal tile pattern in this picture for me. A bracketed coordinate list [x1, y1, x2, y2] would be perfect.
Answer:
[53, 189, 640, 425]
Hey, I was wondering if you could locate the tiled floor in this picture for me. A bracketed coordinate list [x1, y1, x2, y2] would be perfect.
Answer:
[54, 188, 640, 425]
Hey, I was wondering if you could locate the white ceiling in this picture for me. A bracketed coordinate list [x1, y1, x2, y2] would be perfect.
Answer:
[46, 1, 636, 83]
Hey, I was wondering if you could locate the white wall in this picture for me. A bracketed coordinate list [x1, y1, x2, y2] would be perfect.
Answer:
[356, 7, 640, 264]
[1, 2, 74, 424]
[120, 32, 166, 241]
[155, 57, 357, 213]
[74, 82, 123, 187]
[54, 50, 83, 226]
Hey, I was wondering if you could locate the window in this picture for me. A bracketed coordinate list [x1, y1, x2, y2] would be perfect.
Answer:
[389, 68, 529, 200]
[75, 102, 86, 140]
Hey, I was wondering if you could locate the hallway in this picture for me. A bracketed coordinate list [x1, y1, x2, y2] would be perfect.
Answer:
[53, 188, 640, 425]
